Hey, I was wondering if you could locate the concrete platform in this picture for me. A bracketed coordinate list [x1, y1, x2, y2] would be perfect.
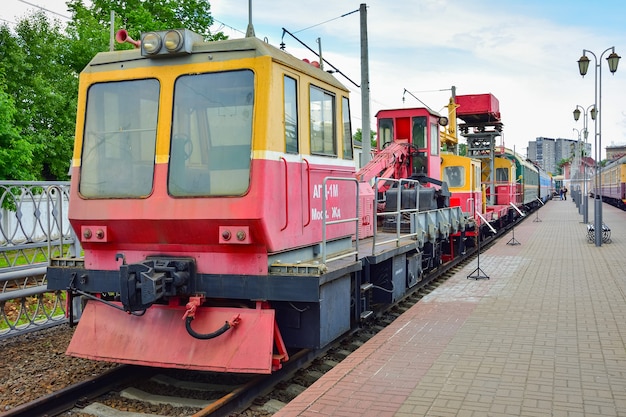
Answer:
[275, 198, 626, 417]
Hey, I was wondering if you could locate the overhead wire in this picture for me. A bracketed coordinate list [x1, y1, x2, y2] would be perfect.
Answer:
[211, 18, 246, 36]
[292, 9, 359, 34]
[17, 0, 71, 20]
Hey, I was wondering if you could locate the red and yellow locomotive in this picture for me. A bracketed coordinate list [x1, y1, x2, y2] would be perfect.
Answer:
[49, 28, 360, 373]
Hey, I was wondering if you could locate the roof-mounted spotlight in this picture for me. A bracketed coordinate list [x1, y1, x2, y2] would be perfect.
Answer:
[142, 32, 162, 55]
[140, 29, 203, 58]
[164, 30, 184, 53]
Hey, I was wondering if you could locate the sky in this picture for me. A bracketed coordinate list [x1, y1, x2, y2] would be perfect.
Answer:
[4, 0, 626, 160]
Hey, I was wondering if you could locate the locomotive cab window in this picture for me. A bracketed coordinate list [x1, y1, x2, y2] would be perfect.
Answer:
[412, 117, 426, 148]
[284, 75, 298, 154]
[496, 167, 509, 182]
[378, 118, 393, 148]
[411, 116, 428, 176]
[430, 122, 439, 156]
[169, 70, 254, 197]
[79, 79, 159, 198]
[309, 85, 336, 156]
[474, 165, 481, 191]
[342, 97, 353, 160]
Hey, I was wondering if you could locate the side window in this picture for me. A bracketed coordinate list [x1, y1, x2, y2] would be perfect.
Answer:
[443, 166, 464, 187]
[412, 117, 426, 148]
[430, 122, 439, 156]
[342, 96, 353, 160]
[284, 76, 298, 154]
[310, 85, 336, 156]
[474, 165, 481, 190]
[496, 167, 509, 182]
[378, 118, 393, 149]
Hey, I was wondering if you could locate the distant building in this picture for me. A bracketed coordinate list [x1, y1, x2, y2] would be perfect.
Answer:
[606, 144, 626, 161]
[353, 139, 363, 169]
[527, 137, 555, 174]
[527, 136, 591, 175]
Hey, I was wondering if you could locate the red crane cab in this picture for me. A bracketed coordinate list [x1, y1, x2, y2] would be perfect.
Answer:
[375, 107, 445, 181]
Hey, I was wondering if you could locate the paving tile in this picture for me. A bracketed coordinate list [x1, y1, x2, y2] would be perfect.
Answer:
[274, 201, 626, 416]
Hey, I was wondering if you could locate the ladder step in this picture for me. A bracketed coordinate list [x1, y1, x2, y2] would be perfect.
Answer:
[360, 310, 374, 320]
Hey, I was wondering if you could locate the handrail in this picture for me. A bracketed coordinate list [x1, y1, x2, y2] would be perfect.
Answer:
[0, 265, 47, 281]
[302, 159, 311, 227]
[370, 177, 469, 255]
[0, 282, 67, 340]
[0, 181, 73, 339]
[466, 197, 475, 216]
[372, 177, 425, 252]
[321, 177, 359, 264]
[280, 157, 289, 231]
[0, 181, 73, 262]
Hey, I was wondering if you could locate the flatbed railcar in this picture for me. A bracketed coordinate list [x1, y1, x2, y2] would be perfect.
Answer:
[47, 27, 472, 374]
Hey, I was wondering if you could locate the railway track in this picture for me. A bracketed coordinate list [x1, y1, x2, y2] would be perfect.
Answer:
[2, 216, 522, 417]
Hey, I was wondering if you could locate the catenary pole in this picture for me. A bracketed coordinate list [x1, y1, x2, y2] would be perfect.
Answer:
[360, 4, 371, 167]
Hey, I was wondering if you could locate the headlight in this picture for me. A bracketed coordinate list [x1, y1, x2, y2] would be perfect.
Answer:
[142, 32, 162, 55]
[140, 29, 203, 58]
[164, 30, 183, 53]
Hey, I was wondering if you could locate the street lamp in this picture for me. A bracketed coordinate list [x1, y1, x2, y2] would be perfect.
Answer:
[572, 104, 595, 224]
[572, 127, 582, 209]
[577, 47, 621, 247]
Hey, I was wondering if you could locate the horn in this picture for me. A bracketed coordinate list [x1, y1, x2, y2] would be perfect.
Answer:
[115, 29, 141, 48]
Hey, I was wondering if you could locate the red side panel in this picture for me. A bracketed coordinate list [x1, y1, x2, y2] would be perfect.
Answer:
[358, 183, 375, 238]
[67, 302, 278, 373]
[449, 191, 481, 216]
[496, 185, 515, 205]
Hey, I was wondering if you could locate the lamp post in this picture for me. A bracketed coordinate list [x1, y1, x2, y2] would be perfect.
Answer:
[573, 104, 595, 224]
[572, 127, 582, 209]
[577, 47, 620, 247]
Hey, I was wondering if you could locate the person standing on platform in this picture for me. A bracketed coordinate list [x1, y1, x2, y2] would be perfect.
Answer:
[563, 186, 568, 201]
[559, 187, 564, 200]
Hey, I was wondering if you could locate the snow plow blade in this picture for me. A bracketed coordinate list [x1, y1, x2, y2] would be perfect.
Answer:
[67, 301, 281, 374]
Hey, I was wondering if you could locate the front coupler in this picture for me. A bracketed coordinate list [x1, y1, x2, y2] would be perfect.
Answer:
[119, 257, 194, 312]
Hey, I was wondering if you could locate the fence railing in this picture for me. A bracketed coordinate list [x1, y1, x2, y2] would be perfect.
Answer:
[0, 181, 74, 339]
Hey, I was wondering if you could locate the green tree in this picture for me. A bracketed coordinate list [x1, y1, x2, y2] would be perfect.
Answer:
[353, 128, 377, 149]
[0, 75, 36, 180]
[556, 158, 570, 175]
[0, 13, 75, 180]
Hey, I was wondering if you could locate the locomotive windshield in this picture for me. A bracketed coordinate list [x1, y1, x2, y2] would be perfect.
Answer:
[79, 79, 159, 198]
[443, 166, 465, 187]
[169, 70, 254, 197]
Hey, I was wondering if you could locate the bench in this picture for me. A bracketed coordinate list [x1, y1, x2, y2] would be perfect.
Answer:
[586, 223, 611, 243]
